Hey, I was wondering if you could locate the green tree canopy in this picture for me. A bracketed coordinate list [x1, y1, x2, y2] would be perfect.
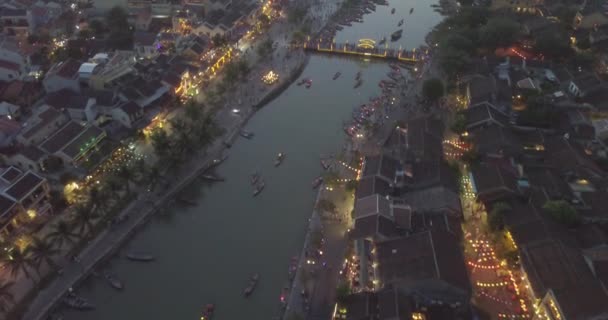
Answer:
[534, 27, 572, 59]
[543, 200, 579, 226]
[479, 18, 521, 49]
[105, 6, 133, 49]
[422, 78, 445, 102]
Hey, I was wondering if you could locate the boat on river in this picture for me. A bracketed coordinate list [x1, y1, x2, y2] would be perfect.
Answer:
[391, 29, 403, 42]
[251, 171, 260, 185]
[253, 180, 265, 197]
[201, 304, 215, 320]
[63, 295, 94, 310]
[355, 71, 362, 81]
[391, 7, 395, 14]
[354, 79, 363, 89]
[126, 252, 155, 262]
[240, 130, 254, 139]
[104, 272, 124, 290]
[333, 72, 341, 80]
[312, 177, 323, 189]
[305, 79, 312, 89]
[243, 273, 260, 297]
[398, 19, 404, 26]
[297, 78, 309, 86]
[274, 152, 285, 167]
[378, 37, 386, 45]
[410, 7, 414, 14]
[321, 159, 331, 170]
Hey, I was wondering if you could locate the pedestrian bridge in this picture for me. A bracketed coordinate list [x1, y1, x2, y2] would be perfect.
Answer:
[300, 38, 426, 63]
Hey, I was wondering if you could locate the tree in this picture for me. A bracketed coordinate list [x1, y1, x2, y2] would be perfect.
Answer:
[4, 249, 34, 281]
[77, 28, 92, 40]
[151, 128, 171, 161]
[237, 59, 251, 79]
[71, 204, 99, 237]
[0, 280, 15, 313]
[144, 165, 163, 191]
[257, 39, 274, 59]
[89, 19, 105, 37]
[345, 180, 358, 192]
[287, 7, 307, 25]
[543, 200, 580, 226]
[438, 48, 471, 79]
[336, 281, 351, 303]
[422, 78, 444, 102]
[451, 114, 467, 134]
[259, 14, 270, 25]
[27, 237, 59, 273]
[46, 220, 78, 249]
[479, 18, 521, 49]
[212, 34, 227, 48]
[88, 186, 110, 216]
[105, 6, 133, 49]
[317, 199, 336, 213]
[535, 28, 572, 59]
[488, 202, 510, 232]
[117, 164, 136, 195]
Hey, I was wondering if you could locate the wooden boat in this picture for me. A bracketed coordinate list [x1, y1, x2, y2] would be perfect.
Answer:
[103, 272, 124, 290]
[312, 177, 323, 189]
[391, 8, 395, 14]
[321, 159, 331, 170]
[251, 171, 260, 185]
[274, 153, 285, 167]
[355, 71, 362, 81]
[410, 7, 414, 14]
[126, 253, 155, 262]
[379, 37, 386, 45]
[239, 130, 254, 139]
[296, 78, 308, 86]
[201, 174, 224, 182]
[305, 79, 312, 89]
[354, 79, 363, 89]
[63, 296, 94, 310]
[398, 19, 404, 26]
[391, 29, 403, 42]
[253, 180, 265, 197]
[201, 304, 215, 320]
[243, 273, 260, 297]
[333, 72, 341, 80]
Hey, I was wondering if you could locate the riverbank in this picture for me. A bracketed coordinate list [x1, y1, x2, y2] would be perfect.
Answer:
[22, 45, 311, 320]
[20, 1, 344, 319]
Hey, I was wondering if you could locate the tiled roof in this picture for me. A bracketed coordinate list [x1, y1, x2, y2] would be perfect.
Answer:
[0, 193, 15, 217]
[40, 121, 84, 154]
[5, 171, 43, 201]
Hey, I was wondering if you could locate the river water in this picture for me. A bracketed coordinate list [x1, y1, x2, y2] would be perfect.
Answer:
[68, 1, 441, 320]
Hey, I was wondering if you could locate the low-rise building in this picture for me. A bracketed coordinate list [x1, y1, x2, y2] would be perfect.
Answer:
[43, 59, 81, 93]
[0, 167, 52, 241]
[133, 31, 159, 59]
[0, 8, 33, 36]
[39, 121, 106, 166]
[111, 101, 143, 128]
[17, 105, 69, 146]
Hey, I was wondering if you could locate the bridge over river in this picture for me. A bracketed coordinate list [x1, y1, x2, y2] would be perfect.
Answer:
[300, 38, 429, 63]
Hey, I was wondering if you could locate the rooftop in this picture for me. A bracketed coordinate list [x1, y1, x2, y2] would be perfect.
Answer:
[5, 171, 43, 201]
[40, 121, 84, 154]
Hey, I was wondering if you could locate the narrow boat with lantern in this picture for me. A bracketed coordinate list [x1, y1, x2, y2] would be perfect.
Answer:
[274, 152, 285, 167]
[391, 29, 403, 42]
[253, 179, 265, 197]
[243, 273, 260, 297]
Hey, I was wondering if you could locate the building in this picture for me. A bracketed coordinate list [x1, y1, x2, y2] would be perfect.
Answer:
[375, 229, 471, 304]
[89, 51, 137, 90]
[568, 73, 602, 97]
[0, 101, 20, 119]
[521, 239, 608, 320]
[0, 167, 52, 241]
[0, 8, 33, 36]
[39, 121, 106, 166]
[471, 162, 520, 203]
[574, 0, 608, 30]
[133, 31, 159, 59]
[17, 105, 69, 146]
[0, 59, 22, 81]
[43, 59, 81, 93]
[111, 101, 143, 128]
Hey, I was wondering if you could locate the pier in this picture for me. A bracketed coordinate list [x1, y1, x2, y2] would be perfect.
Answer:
[300, 38, 427, 63]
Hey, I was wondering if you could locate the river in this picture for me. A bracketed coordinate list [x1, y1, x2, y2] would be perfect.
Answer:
[66, 1, 441, 319]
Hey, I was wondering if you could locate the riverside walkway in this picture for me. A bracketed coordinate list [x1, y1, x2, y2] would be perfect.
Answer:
[300, 38, 427, 63]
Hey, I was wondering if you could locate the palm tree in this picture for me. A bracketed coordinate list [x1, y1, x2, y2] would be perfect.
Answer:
[71, 204, 100, 237]
[4, 248, 34, 281]
[88, 186, 110, 216]
[0, 280, 15, 313]
[184, 101, 203, 122]
[117, 164, 136, 195]
[144, 165, 163, 192]
[27, 237, 59, 273]
[46, 220, 78, 249]
[103, 174, 124, 201]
